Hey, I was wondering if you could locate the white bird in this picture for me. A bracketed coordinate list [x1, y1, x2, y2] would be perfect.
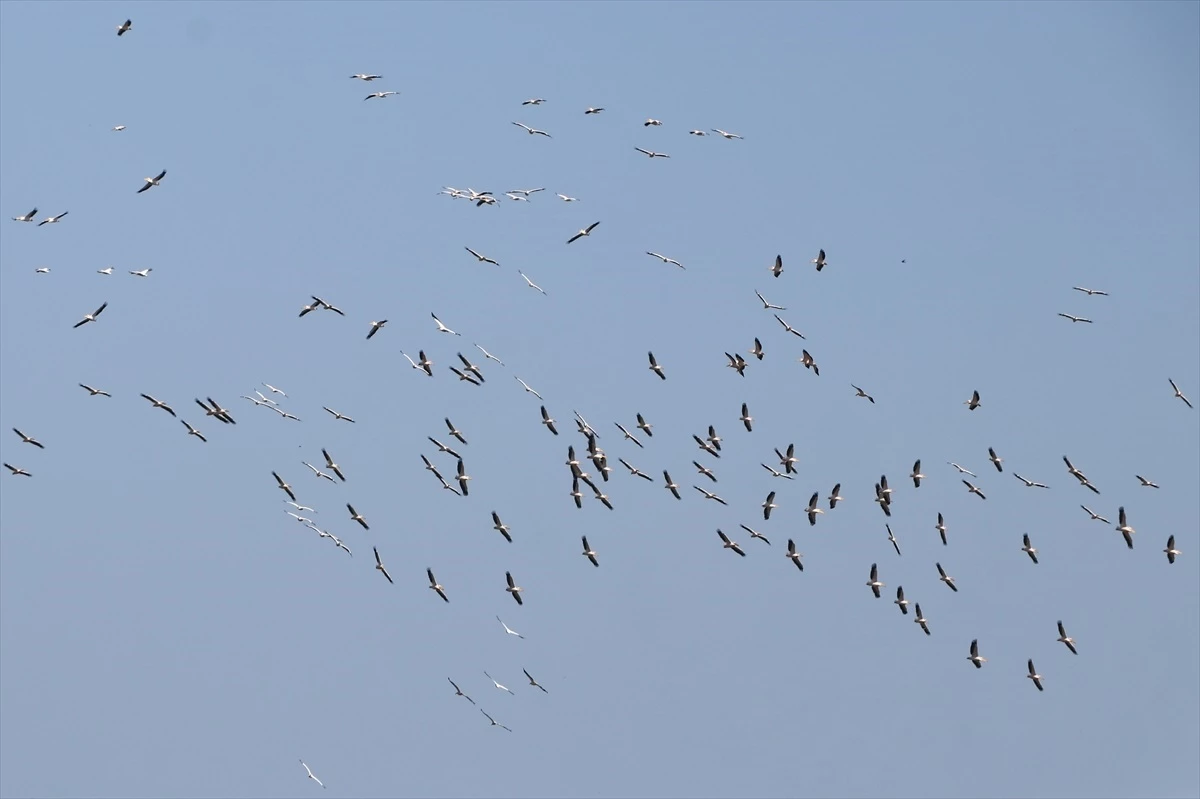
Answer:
[272, 472, 296, 502]
[261, 383, 286, 397]
[464, 246, 500, 265]
[689, 129, 707, 136]
[35, 267, 50, 274]
[615, 422, 643, 448]
[496, 616, 524, 639]
[116, 19, 132, 36]
[97, 267, 113, 275]
[286, 511, 312, 524]
[894, 585, 909, 614]
[913, 604, 931, 635]
[761, 491, 778, 519]
[79, 383, 111, 397]
[852, 384, 875, 403]
[1073, 286, 1109, 296]
[431, 313, 460, 336]
[365, 320, 387, 340]
[518, 271, 546, 294]
[773, 314, 805, 338]
[427, 568, 449, 603]
[584, 107, 604, 114]
[828, 483, 844, 508]
[740, 403, 754, 432]
[520, 97, 546, 105]
[967, 638, 987, 668]
[323, 407, 354, 423]
[694, 486, 728, 505]
[811, 249, 827, 271]
[1164, 535, 1181, 564]
[303, 461, 334, 482]
[1013, 473, 1049, 488]
[581, 536, 599, 567]
[556, 193, 578, 202]
[634, 147, 670, 158]
[948, 462, 976, 477]
[180, 420, 207, 442]
[11, 207, 37, 222]
[111, 125, 126, 131]
[73, 302, 108, 328]
[372, 546, 393, 584]
[514, 376, 542, 399]
[475, 343, 504, 365]
[505, 571, 524, 605]
[567, 221, 601, 244]
[716, 529, 747, 557]
[755, 290, 786, 311]
[37, 211, 68, 226]
[4, 463, 32, 477]
[712, 128, 743, 139]
[350, 73, 383, 81]
[480, 708, 512, 732]
[1116, 506, 1135, 549]
[962, 480, 986, 500]
[512, 121, 551, 137]
[140, 393, 176, 416]
[988, 447, 1004, 472]
[648, 351, 666, 380]
[910, 460, 925, 488]
[644, 118, 663, 126]
[786, 539, 804, 571]
[448, 678, 475, 704]
[1022, 533, 1039, 564]
[1027, 659, 1045, 692]
[136, 170, 167, 194]
[129, 268, 152, 277]
[805, 492, 825, 526]
[364, 91, 399, 100]
[1057, 621, 1078, 655]
[1058, 312, 1093, 323]
[887, 524, 902, 557]
[286, 501, 315, 513]
[299, 759, 325, 789]
[646, 251, 684, 268]
[936, 562, 958, 592]
[1169, 378, 1193, 408]
[1136, 475, 1160, 489]
[866, 563, 884, 598]
[964, 389, 982, 410]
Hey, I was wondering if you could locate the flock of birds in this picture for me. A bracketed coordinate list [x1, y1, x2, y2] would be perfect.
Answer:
[3, 18, 1196, 794]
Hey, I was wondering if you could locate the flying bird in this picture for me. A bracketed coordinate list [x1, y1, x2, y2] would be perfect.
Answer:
[523, 668, 549, 693]
[755, 290, 786, 310]
[73, 302, 108, 328]
[762, 491, 778, 520]
[964, 390, 982, 410]
[4, 463, 32, 477]
[1164, 535, 1181, 564]
[805, 492, 825, 526]
[1022, 533, 1039, 564]
[1057, 313, 1093, 323]
[480, 709, 512, 732]
[962, 480, 987, 500]
[694, 486, 728, 505]
[512, 121, 552, 137]
[647, 351, 666, 380]
[373, 547, 393, 584]
[1013, 473, 1049, 488]
[140, 393, 176, 416]
[584, 107, 604, 114]
[180, 420, 207, 442]
[1136, 475, 1160, 489]
[988, 447, 1004, 472]
[866, 563, 884, 598]
[496, 616, 524, 638]
[887, 525, 902, 557]
[567, 221, 601, 244]
[272, 472, 296, 502]
[646, 251, 684, 268]
[1116, 506, 1135, 549]
[712, 128, 743, 139]
[521, 98, 546, 105]
[828, 483, 844, 509]
[427, 568, 449, 603]
[518, 271, 546, 294]
[1169, 378, 1193, 409]
[80, 384, 112, 397]
[1080, 505, 1110, 524]
[774, 314, 805, 338]
[12, 429, 44, 449]
[364, 91, 399, 100]
[967, 639, 987, 668]
[786, 539, 804, 571]
[366, 320, 387, 339]
[581, 536, 599, 567]
[1072, 286, 1109, 296]
[910, 460, 925, 488]
[322, 449, 346, 481]
[644, 118, 663, 126]
[464, 246, 500, 266]
[936, 562, 958, 592]
[505, 571, 524, 605]
[851, 385, 875, 403]
[448, 678, 475, 704]
[1057, 621, 1078, 655]
[634, 147, 670, 158]
[350, 73, 383, 81]
[716, 529, 747, 557]
[740, 403, 754, 432]
[948, 462, 976, 477]
[914, 604, 931, 635]
[811, 249, 827, 271]
[323, 407, 355, 423]
[37, 211, 68, 226]
[1026, 659, 1044, 692]
[799, 350, 819, 376]
[347, 503, 369, 530]
[894, 586, 909, 615]
[136, 169, 167, 193]
[12, 208, 37, 222]
[299, 759, 324, 789]
[116, 19, 132, 35]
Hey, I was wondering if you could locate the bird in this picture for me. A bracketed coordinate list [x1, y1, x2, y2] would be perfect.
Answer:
[761, 491, 778, 520]
[1057, 313, 1093, 323]
[34, 267, 50, 274]
[866, 564, 884, 598]
[785, 539, 804, 571]
[712, 128, 743, 139]
[988, 447, 1004, 472]
[887, 524, 902, 557]
[37, 211, 68, 226]
[805, 492, 825, 526]
[967, 639, 987, 668]
[12, 207, 37, 222]
[431, 313, 460, 336]
[12, 429, 44, 449]
[755, 289, 786, 310]
[828, 483, 844, 508]
[272, 472, 296, 502]
[372, 547, 393, 584]
[4, 463, 32, 477]
[350, 73, 383, 81]
[910, 460, 925, 488]
[442, 418, 468, 446]
[365, 320, 387, 339]
[634, 147, 670, 158]
[514, 377, 542, 399]
[323, 407, 355, 423]
[646, 251, 684, 268]
[935, 562, 959, 592]
[139, 393, 176, 416]
[811, 249, 827, 271]
[644, 118, 663, 126]
[111, 125, 126, 131]
[1063, 455, 1101, 494]
[512, 121, 552, 137]
[662, 471, 681, 500]
[505, 571, 524, 605]
[852, 385, 875, 403]
[428, 437, 461, 460]
[964, 389, 982, 410]
[694, 486, 728, 505]
[490, 511, 512, 543]
[615, 422, 644, 448]
[1026, 659, 1045, 692]
[581, 536, 599, 567]
[1022, 533, 1039, 564]
[1081, 505, 1110, 524]
[496, 616, 524, 639]
[521, 97, 546, 105]
[647, 351, 666, 380]
[196, 397, 235, 424]
[1072, 286, 1109, 296]
[1057, 621, 1078, 655]
[523, 669, 549, 693]
[1168, 378, 1193, 409]
[180, 420, 207, 442]
[448, 678, 475, 704]
[463, 246, 500, 266]
[689, 129, 707, 136]
[1164, 535, 1181, 564]
[79, 384, 112, 397]
[962, 480, 987, 500]
[1136, 475, 1161, 489]
[426, 568, 449, 603]
[775, 443, 798, 474]
[518, 271, 546, 294]
[136, 170, 167, 193]
[1013, 473, 1050, 488]
[725, 352, 748, 376]
[740, 524, 771, 547]
[894, 586, 909, 615]
[126, 268, 153, 278]
[556, 193, 578, 202]
[299, 759, 325, 789]
[455, 460, 471, 495]
[567, 221, 601, 244]
[1116, 506, 1135, 549]
[347, 503, 369, 530]
[748, 338, 764, 361]
[535, 406, 559, 436]
[739, 403, 754, 432]
[321, 449, 346, 481]
[286, 501, 315, 513]
[584, 107, 604, 114]
[480, 709, 512, 732]
[364, 91, 399, 100]
[636, 412, 653, 437]
[618, 458, 652, 481]
[456, 352, 486, 382]
[302, 461, 334, 482]
[97, 267, 113, 275]
[116, 18, 132, 35]
[799, 350, 820, 376]
[773, 313, 806, 338]
[73, 302, 108, 328]
[913, 604, 931, 636]
[716, 529, 747, 557]
[948, 462, 977, 477]
[935, 513, 948, 546]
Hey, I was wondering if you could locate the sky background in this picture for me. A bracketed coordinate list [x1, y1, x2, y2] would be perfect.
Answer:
[1, 2, 1198, 798]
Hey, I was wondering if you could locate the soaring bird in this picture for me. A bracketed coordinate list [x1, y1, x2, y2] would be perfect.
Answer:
[712, 129, 743, 139]
[914, 604, 931, 636]
[866, 563, 884, 598]
[811, 249, 827, 271]
[634, 147, 670, 158]
[567, 221, 601, 244]
[37, 211, 68, 226]
[116, 19, 132, 35]
[964, 389, 981, 410]
[1073, 286, 1109, 296]
[73, 302, 108, 328]
[936, 562, 958, 592]
[350, 74, 383, 81]
[366, 320, 387, 339]
[967, 639, 986, 668]
[581, 536, 599, 567]
[1116, 506, 1135, 549]
[12, 428, 44, 449]
[80, 384, 112, 397]
[647, 351, 666, 380]
[786, 539, 804, 571]
[1026, 659, 1044, 692]
[1057, 313, 1093, 323]
[1169, 378, 1193, 409]
[716, 529, 747, 557]
[852, 384, 875, 403]
[11, 207, 37, 222]
[4, 463, 32, 477]
[1164, 535, 1181, 564]
[427, 568, 449, 603]
[505, 571, 524, 605]
[448, 678, 475, 704]
[646, 251, 684, 268]
[272, 472, 296, 502]
[1022, 533, 1039, 564]
[910, 460, 925, 488]
[364, 91, 399, 100]
[523, 668, 549, 693]
[894, 585, 909, 615]
[373, 547, 393, 584]
[136, 170, 167, 193]
[512, 121, 552, 137]
[299, 759, 325, 789]
[1056, 621, 1078, 655]
[988, 447, 1004, 472]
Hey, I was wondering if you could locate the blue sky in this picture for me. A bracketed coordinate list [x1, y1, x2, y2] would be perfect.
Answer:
[1, 2, 1198, 797]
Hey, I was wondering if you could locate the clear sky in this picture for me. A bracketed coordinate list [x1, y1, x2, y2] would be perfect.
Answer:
[1, 2, 1198, 798]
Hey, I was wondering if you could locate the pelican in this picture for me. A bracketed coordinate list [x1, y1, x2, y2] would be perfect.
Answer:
[663, 470, 681, 499]
[37, 211, 68, 226]
[286, 501, 315, 513]
[116, 18, 132, 35]
[755, 289, 786, 310]
[480, 709, 512, 732]
[286, 511, 312, 525]
[647, 351, 666, 380]
[35, 267, 50, 274]
[11, 207, 37, 222]
[569, 479, 584, 508]
[1073, 286, 1108, 296]
[4, 463, 32, 477]
[584, 107, 604, 114]
[556, 193, 578, 202]
[1169, 378, 1193, 409]
[464, 246, 500, 266]
[775, 443, 797, 474]
[350, 73, 383, 81]
[887, 524, 902, 557]
[180, 420, 207, 442]
[581, 536, 599, 567]
[491, 511, 512, 543]
[634, 147, 670, 158]
[323, 407, 355, 423]
[636, 412, 653, 437]
[140, 393, 176, 416]
[272, 472, 296, 501]
[1063, 455, 1101, 493]
[456, 352, 486, 382]
[644, 118, 663, 126]
[1022, 533, 1039, 564]
[512, 121, 551, 137]
[1058, 313, 1093, 323]
[518, 271, 546, 294]
[1116, 506, 1135, 549]
[773, 313, 806, 338]
[496, 616, 524, 638]
[347, 503, 369, 530]
[1026, 659, 1044, 692]
[712, 128, 743, 139]
[851, 385, 875, 403]
[136, 170, 167, 193]
[523, 668, 549, 693]
[761, 490, 778, 519]
[73, 302, 108, 328]
[448, 678, 475, 704]
[320, 449, 345, 482]
[962, 480, 986, 500]
[299, 759, 324, 789]
[716, 529, 747, 557]
[1056, 621, 1078, 655]
[426, 568, 449, 602]
[521, 97, 546, 105]
[363, 91, 399, 100]
[740, 403, 753, 432]
[618, 458, 652, 481]
[967, 639, 986, 668]
[811, 249, 827, 271]
[799, 350, 819, 376]
[196, 397, 235, 424]
[936, 511, 949, 545]
[362, 319, 386, 340]
[1136, 475, 1160, 489]
[373, 547, 393, 584]
[910, 460, 925, 487]
[505, 571, 524, 605]
[805, 492, 824, 526]
[1080, 505, 1110, 524]
[1164, 535, 1180, 564]
[866, 563, 884, 598]
[303, 462, 334, 482]
[725, 352, 748, 376]
[535, 405, 558, 436]
[964, 389, 981, 410]
[615, 422, 644, 448]
[567, 221, 601, 244]
[311, 296, 345, 315]
[1013, 473, 1049, 488]
[948, 462, 976, 477]
[874, 484, 892, 517]
[646, 251, 684, 268]
[894, 585, 909, 614]
[79, 384, 111, 397]
[514, 376, 542, 399]
[988, 447, 1003, 472]
[936, 562, 958, 592]
[689, 129, 707, 136]
[786, 539, 804, 570]
[694, 486, 728, 505]
[12, 429, 44, 449]
[914, 604, 931, 635]
[455, 460, 471, 495]
[828, 483, 844, 509]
